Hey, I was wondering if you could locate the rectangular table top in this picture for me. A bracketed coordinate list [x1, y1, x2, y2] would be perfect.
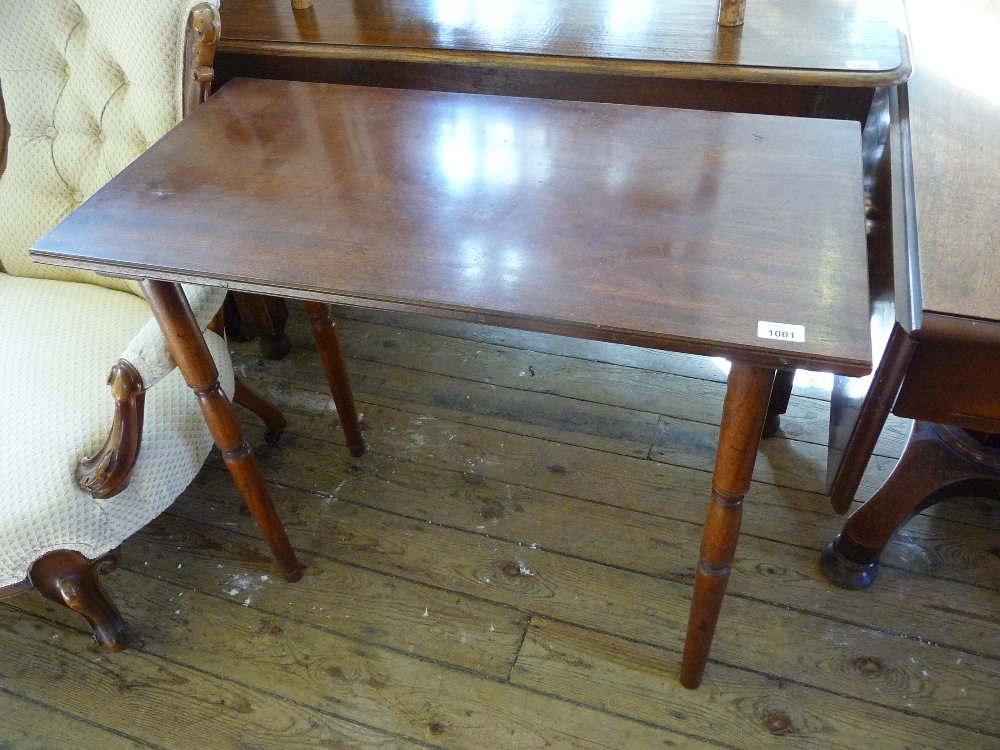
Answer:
[32, 78, 872, 375]
[219, 0, 911, 87]
[902, 0, 1000, 326]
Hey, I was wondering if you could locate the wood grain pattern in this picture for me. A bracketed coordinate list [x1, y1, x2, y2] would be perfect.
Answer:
[33, 79, 871, 376]
[905, 0, 1000, 322]
[141, 280, 303, 583]
[133, 511, 529, 678]
[513, 618, 996, 750]
[173, 468, 1000, 730]
[0, 690, 148, 749]
[2, 307, 997, 748]
[0, 601, 421, 749]
[217, 0, 909, 86]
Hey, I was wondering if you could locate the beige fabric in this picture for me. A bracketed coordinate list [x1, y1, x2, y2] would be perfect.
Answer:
[0, 276, 234, 587]
[0, 0, 216, 291]
[0, 0, 233, 587]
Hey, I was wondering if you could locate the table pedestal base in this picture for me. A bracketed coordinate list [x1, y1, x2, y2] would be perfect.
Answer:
[822, 421, 1000, 589]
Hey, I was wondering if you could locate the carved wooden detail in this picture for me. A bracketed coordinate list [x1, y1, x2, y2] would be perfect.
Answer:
[1, 84, 8, 275]
[76, 359, 146, 500]
[29, 548, 129, 651]
[183, 3, 221, 117]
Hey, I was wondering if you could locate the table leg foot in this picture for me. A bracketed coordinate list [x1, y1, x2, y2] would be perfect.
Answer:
[820, 537, 877, 590]
[141, 280, 302, 582]
[822, 421, 1000, 590]
[680, 363, 775, 689]
[227, 292, 292, 360]
[304, 301, 366, 457]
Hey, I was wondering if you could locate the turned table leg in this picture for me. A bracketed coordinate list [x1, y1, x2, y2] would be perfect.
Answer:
[304, 301, 366, 457]
[141, 280, 302, 582]
[680, 363, 776, 688]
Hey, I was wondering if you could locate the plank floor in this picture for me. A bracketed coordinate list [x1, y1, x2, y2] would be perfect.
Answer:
[3, 302, 999, 749]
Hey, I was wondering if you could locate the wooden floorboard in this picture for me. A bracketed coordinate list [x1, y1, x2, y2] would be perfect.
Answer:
[3, 303, 998, 749]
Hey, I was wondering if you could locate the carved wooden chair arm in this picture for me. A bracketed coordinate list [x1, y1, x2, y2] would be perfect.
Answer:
[72, 1, 224, 502]
[76, 360, 146, 499]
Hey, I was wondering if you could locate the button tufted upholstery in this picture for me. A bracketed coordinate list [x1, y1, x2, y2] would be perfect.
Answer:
[0, 0, 208, 289]
[0, 0, 229, 622]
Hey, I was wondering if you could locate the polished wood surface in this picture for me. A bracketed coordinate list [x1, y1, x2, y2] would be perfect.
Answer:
[825, 0, 1000, 582]
[214, 0, 909, 365]
[31, 79, 872, 686]
[27, 549, 128, 652]
[218, 0, 910, 86]
[304, 300, 367, 456]
[906, 0, 1000, 323]
[75, 360, 146, 500]
[140, 280, 303, 583]
[680, 363, 775, 688]
[6, 306, 998, 747]
[33, 78, 871, 376]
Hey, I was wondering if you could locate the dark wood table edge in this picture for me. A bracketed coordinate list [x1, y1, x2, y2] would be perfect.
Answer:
[825, 65, 1000, 587]
[25, 256, 873, 380]
[217, 35, 913, 88]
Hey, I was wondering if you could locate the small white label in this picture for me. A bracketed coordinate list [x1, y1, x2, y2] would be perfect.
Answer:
[846, 60, 880, 70]
[758, 321, 806, 342]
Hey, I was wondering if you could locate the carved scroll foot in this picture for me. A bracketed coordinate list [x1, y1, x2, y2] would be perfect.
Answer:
[29, 549, 129, 651]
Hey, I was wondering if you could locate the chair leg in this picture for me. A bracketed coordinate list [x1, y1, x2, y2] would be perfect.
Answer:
[28, 549, 129, 651]
[234, 375, 288, 444]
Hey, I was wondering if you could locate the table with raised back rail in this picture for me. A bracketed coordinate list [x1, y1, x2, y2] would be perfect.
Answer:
[31, 77, 871, 687]
[216, 0, 911, 119]
[214, 0, 910, 438]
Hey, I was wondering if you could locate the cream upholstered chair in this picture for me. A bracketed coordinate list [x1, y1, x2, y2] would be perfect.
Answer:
[0, 0, 296, 650]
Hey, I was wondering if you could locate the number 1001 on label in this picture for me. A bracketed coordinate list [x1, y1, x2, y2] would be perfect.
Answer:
[757, 321, 806, 342]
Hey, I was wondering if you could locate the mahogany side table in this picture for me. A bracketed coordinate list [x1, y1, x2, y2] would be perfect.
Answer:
[33, 79, 871, 687]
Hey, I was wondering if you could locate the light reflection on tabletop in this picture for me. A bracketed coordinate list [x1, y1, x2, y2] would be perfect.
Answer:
[224, 0, 908, 78]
